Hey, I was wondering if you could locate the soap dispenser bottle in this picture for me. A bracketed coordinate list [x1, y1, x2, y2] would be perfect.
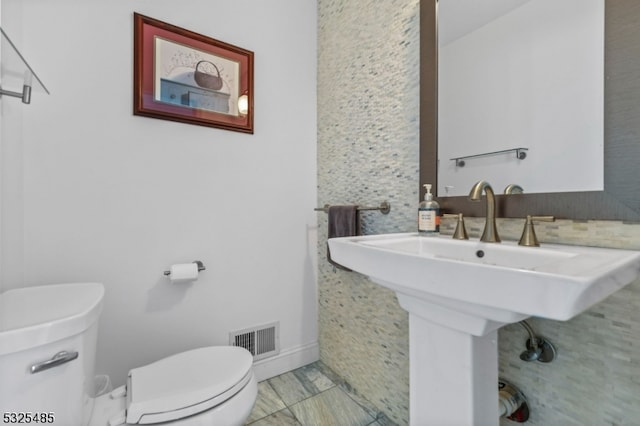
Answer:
[419, 184, 440, 236]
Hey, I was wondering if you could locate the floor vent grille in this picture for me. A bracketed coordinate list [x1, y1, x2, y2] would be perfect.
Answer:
[229, 322, 280, 361]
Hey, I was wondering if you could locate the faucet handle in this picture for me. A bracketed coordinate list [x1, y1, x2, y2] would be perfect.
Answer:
[518, 215, 555, 247]
[442, 213, 469, 240]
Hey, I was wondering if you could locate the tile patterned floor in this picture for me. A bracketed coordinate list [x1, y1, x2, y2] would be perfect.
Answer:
[246, 361, 396, 426]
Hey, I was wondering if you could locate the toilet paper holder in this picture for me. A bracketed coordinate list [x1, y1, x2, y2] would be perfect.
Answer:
[163, 260, 206, 276]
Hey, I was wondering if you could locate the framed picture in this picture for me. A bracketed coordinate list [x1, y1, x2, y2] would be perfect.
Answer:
[134, 13, 254, 133]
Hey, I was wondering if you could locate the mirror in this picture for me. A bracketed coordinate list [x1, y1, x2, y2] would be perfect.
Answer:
[438, 0, 603, 196]
[420, 0, 640, 220]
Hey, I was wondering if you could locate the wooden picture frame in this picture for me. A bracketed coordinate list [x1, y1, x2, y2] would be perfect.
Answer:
[134, 13, 254, 133]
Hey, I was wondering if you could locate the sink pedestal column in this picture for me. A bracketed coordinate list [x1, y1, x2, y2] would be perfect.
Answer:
[398, 294, 501, 425]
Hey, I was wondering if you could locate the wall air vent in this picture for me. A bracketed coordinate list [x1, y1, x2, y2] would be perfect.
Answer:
[229, 321, 280, 361]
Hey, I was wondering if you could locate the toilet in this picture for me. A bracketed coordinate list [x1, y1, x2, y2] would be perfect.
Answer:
[0, 282, 258, 426]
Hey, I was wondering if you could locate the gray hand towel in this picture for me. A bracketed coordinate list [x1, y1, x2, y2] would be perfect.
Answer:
[327, 205, 360, 271]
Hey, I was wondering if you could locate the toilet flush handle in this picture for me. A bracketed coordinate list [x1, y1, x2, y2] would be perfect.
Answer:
[30, 350, 78, 374]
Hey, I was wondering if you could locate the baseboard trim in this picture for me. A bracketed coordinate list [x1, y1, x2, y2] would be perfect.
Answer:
[252, 341, 319, 382]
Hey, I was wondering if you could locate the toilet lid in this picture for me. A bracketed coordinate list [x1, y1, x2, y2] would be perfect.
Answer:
[125, 346, 253, 424]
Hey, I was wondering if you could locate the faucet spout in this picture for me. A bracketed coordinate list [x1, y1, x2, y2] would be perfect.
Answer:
[469, 180, 501, 243]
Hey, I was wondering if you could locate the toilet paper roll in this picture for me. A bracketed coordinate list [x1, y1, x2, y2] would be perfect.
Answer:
[169, 263, 199, 283]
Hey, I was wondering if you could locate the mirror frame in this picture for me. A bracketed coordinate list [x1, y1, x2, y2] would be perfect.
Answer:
[420, 0, 640, 221]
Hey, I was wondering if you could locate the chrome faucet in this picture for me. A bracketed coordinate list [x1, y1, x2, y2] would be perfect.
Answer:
[469, 180, 501, 243]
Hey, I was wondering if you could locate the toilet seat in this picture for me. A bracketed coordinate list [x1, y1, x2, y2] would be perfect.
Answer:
[123, 346, 253, 424]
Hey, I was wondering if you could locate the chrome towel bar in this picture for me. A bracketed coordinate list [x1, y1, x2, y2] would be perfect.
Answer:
[451, 147, 528, 167]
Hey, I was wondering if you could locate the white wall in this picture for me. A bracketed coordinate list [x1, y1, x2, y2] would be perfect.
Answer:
[1, 0, 318, 385]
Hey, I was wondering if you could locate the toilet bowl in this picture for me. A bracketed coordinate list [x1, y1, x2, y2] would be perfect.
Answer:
[89, 346, 257, 426]
[0, 283, 258, 426]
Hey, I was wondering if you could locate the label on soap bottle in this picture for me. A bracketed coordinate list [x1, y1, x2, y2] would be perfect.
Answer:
[418, 208, 440, 234]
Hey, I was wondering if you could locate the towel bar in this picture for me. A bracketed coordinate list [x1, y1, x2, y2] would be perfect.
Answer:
[314, 201, 390, 215]
[450, 147, 528, 167]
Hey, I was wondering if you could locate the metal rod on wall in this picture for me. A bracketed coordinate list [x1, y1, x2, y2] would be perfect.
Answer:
[451, 147, 528, 167]
[314, 201, 391, 215]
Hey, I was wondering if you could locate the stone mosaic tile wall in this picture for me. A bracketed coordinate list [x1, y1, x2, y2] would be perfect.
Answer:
[318, 1, 640, 425]
[318, 0, 419, 424]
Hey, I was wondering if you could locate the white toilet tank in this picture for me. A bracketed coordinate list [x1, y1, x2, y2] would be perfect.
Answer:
[0, 283, 104, 426]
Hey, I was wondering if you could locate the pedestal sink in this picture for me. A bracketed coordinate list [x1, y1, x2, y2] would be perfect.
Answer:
[328, 233, 640, 425]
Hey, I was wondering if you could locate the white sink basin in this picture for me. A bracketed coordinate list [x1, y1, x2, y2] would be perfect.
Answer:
[328, 232, 640, 425]
[329, 232, 640, 329]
